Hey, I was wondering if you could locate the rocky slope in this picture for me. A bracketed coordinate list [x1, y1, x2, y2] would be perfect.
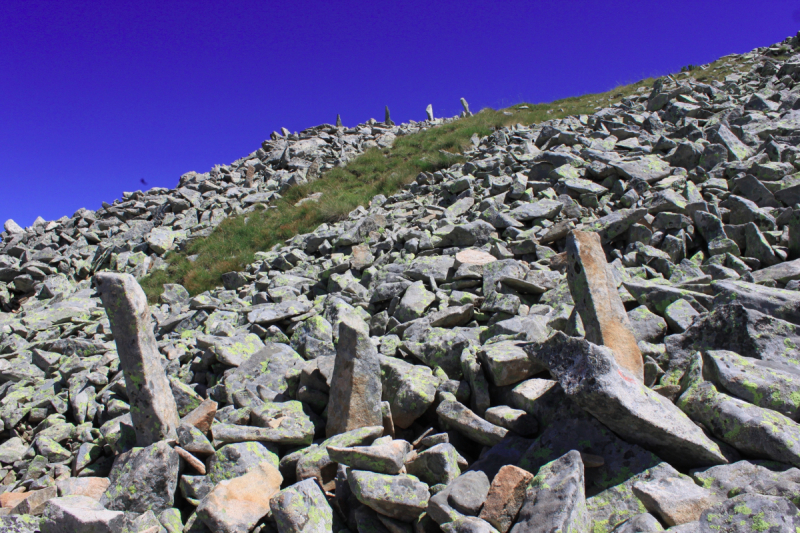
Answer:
[2, 33, 800, 532]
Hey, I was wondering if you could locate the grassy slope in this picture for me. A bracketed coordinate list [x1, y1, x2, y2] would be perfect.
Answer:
[140, 54, 753, 302]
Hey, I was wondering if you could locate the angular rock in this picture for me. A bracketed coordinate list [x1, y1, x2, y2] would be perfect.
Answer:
[327, 439, 410, 475]
[94, 273, 180, 446]
[479, 465, 533, 533]
[632, 475, 720, 526]
[270, 478, 334, 533]
[196, 462, 282, 533]
[678, 379, 800, 468]
[327, 314, 383, 437]
[405, 443, 461, 486]
[699, 493, 800, 532]
[348, 469, 430, 522]
[101, 440, 180, 514]
[526, 332, 727, 467]
[566, 230, 644, 381]
[40, 495, 125, 533]
[510, 450, 588, 533]
[436, 394, 508, 447]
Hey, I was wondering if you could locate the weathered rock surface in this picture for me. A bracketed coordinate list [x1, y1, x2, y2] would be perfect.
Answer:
[94, 273, 180, 446]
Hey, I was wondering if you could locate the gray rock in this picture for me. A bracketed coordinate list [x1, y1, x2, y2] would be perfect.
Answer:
[94, 273, 180, 446]
[712, 279, 800, 325]
[101, 440, 180, 514]
[348, 469, 430, 522]
[206, 442, 279, 484]
[327, 314, 383, 437]
[691, 460, 800, 504]
[703, 350, 800, 421]
[510, 450, 588, 533]
[448, 471, 490, 516]
[699, 493, 800, 532]
[40, 495, 125, 533]
[678, 377, 800, 468]
[628, 305, 668, 343]
[406, 443, 461, 486]
[526, 332, 727, 467]
[379, 356, 438, 429]
[327, 439, 410, 475]
[612, 513, 665, 532]
[632, 475, 721, 526]
[437, 393, 508, 447]
[270, 478, 334, 533]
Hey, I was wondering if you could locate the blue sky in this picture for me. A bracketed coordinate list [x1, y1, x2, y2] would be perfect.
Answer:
[2, 0, 798, 229]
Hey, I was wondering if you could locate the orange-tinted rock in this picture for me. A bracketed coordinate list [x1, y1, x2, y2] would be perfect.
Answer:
[0, 492, 29, 508]
[479, 465, 533, 533]
[56, 477, 111, 500]
[196, 462, 283, 533]
[181, 399, 217, 435]
[566, 230, 644, 381]
[455, 248, 497, 267]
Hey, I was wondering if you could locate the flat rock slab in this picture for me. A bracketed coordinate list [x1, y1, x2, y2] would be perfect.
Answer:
[327, 439, 410, 475]
[526, 332, 727, 468]
[679, 380, 800, 468]
[566, 230, 644, 381]
[712, 279, 800, 325]
[247, 300, 312, 325]
[40, 495, 125, 533]
[699, 493, 800, 532]
[632, 475, 720, 526]
[436, 394, 508, 447]
[348, 470, 430, 522]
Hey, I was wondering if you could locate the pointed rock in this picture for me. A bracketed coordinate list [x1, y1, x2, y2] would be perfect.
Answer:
[327, 314, 383, 437]
[94, 273, 180, 446]
[566, 230, 644, 381]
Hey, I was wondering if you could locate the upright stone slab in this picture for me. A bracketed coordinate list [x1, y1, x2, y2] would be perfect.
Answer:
[94, 273, 180, 446]
[326, 314, 383, 437]
[566, 230, 644, 381]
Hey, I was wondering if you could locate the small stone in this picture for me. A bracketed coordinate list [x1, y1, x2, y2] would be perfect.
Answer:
[479, 465, 534, 533]
[663, 298, 700, 333]
[448, 471, 490, 516]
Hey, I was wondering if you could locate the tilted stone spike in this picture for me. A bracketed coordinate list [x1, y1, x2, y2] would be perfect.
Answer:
[280, 127, 291, 137]
[426, 104, 434, 121]
[244, 165, 254, 188]
[566, 230, 644, 381]
[93, 273, 180, 446]
[384, 106, 394, 126]
[460, 97, 472, 116]
[336, 114, 343, 128]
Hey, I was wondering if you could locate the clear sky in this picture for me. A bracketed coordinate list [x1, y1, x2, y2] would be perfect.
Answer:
[2, 0, 798, 229]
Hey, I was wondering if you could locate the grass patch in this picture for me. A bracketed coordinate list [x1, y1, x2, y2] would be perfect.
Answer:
[140, 53, 757, 302]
